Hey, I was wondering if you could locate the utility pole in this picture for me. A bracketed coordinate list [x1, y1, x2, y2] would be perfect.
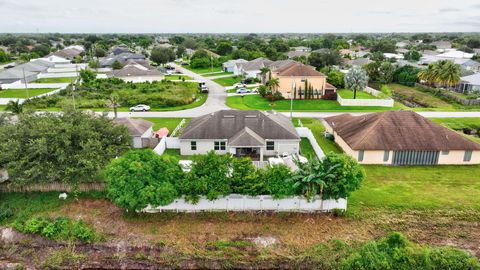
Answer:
[22, 68, 30, 99]
[290, 76, 295, 120]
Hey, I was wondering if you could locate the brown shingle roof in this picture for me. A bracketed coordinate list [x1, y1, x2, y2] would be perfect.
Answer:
[324, 111, 480, 151]
[275, 62, 325, 77]
[180, 110, 299, 141]
[113, 118, 152, 136]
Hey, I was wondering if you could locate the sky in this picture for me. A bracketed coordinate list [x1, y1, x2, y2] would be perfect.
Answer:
[0, 0, 479, 33]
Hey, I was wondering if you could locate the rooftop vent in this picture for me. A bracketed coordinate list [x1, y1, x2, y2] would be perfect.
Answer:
[245, 115, 257, 118]
[223, 115, 235, 118]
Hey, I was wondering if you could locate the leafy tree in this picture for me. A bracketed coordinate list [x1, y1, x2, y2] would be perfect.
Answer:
[105, 150, 182, 212]
[230, 157, 263, 195]
[79, 69, 96, 83]
[259, 164, 295, 199]
[404, 50, 421, 61]
[216, 41, 233, 55]
[88, 59, 100, 70]
[321, 67, 345, 88]
[370, 38, 396, 53]
[290, 159, 334, 201]
[344, 66, 368, 99]
[94, 47, 106, 58]
[320, 153, 365, 200]
[107, 93, 120, 119]
[378, 62, 396, 84]
[466, 38, 480, 49]
[5, 100, 23, 114]
[177, 151, 233, 203]
[393, 65, 420, 86]
[308, 50, 341, 69]
[0, 49, 9, 63]
[150, 47, 176, 65]
[31, 44, 51, 57]
[111, 60, 123, 70]
[419, 60, 461, 87]
[176, 45, 186, 58]
[0, 110, 131, 186]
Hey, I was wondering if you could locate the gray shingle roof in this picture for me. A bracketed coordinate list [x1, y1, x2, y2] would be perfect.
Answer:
[113, 118, 152, 136]
[180, 110, 299, 141]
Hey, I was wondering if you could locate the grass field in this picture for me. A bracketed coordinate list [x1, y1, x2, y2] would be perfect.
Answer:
[33, 77, 76, 83]
[138, 117, 190, 132]
[164, 74, 193, 81]
[203, 71, 234, 77]
[0, 88, 55, 98]
[227, 94, 405, 112]
[299, 138, 316, 159]
[213, 76, 242, 86]
[295, 118, 343, 154]
[337, 89, 379, 99]
[431, 117, 480, 143]
[184, 65, 223, 74]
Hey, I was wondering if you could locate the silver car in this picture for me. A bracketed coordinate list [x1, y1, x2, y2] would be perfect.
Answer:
[130, 104, 151, 112]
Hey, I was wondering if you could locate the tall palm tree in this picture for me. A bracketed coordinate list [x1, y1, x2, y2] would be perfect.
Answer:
[5, 100, 23, 115]
[260, 67, 270, 85]
[267, 77, 280, 93]
[418, 64, 436, 86]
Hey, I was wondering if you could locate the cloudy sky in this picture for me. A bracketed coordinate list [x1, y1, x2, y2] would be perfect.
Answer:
[1, 0, 479, 33]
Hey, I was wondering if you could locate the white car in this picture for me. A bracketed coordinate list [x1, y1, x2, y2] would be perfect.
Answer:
[233, 83, 247, 88]
[236, 88, 251, 94]
[130, 104, 151, 112]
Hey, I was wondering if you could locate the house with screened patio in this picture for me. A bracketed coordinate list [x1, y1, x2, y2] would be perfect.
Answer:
[324, 111, 480, 165]
[179, 110, 300, 161]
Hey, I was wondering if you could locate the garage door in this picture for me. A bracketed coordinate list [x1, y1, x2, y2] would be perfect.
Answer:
[393, 151, 439, 165]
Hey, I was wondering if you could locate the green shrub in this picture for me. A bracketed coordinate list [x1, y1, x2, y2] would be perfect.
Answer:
[0, 205, 14, 222]
[14, 216, 98, 243]
[260, 164, 295, 199]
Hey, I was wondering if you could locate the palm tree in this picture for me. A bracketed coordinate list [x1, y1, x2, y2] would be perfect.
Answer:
[5, 100, 23, 114]
[418, 64, 436, 86]
[435, 60, 461, 88]
[289, 159, 339, 201]
[107, 94, 120, 119]
[267, 77, 280, 93]
[344, 66, 368, 99]
[260, 67, 270, 85]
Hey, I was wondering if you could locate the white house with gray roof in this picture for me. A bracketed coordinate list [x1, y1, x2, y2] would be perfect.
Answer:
[233, 58, 273, 78]
[179, 110, 300, 161]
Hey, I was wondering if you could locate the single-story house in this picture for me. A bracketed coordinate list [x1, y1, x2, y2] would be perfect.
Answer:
[233, 58, 273, 78]
[270, 62, 336, 99]
[287, 50, 310, 59]
[222, 59, 248, 72]
[345, 57, 372, 67]
[0, 68, 37, 84]
[179, 110, 300, 161]
[111, 44, 131, 55]
[324, 111, 480, 165]
[41, 55, 71, 64]
[113, 118, 153, 148]
[100, 52, 146, 68]
[436, 49, 474, 59]
[395, 40, 411, 48]
[48, 47, 83, 61]
[454, 73, 480, 94]
[418, 55, 480, 72]
[431, 41, 452, 51]
[107, 60, 164, 83]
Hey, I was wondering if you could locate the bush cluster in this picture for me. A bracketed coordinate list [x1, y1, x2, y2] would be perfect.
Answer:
[105, 150, 364, 212]
[13, 216, 98, 243]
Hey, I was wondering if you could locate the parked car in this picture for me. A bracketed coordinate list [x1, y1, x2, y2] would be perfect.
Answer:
[236, 88, 251, 94]
[233, 83, 247, 89]
[200, 85, 209, 93]
[130, 104, 151, 112]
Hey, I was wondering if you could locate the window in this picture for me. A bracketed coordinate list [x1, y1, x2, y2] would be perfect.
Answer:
[441, 150, 449, 155]
[464, 150, 472, 162]
[214, 141, 226, 151]
[383, 151, 389, 162]
[358, 150, 364, 162]
[190, 141, 197, 151]
[266, 141, 275, 151]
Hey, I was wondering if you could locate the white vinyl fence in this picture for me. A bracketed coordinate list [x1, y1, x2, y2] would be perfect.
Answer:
[37, 72, 78, 78]
[143, 195, 347, 213]
[295, 127, 324, 159]
[337, 87, 394, 107]
[153, 136, 167, 155]
[166, 137, 180, 149]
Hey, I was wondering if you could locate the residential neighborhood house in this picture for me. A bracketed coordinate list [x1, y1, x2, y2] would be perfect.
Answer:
[100, 52, 146, 68]
[113, 118, 153, 149]
[324, 111, 480, 165]
[179, 110, 300, 161]
[107, 59, 164, 82]
[233, 58, 273, 78]
[455, 72, 480, 94]
[222, 59, 248, 72]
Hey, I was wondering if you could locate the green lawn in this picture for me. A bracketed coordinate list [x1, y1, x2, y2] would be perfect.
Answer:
[138, 117, 190, 132]
[227, 94, 405, 112]
[0, 88, 56, 98]
[299, 138, 316, 159]
[350, 165, 480, 212]
[337, 89, 379, 99]
[295, 118, 343, 154]
[184, 65, 223, 74]
[213, 76, 242, 86]
[431, 118, 480, 144]
[33, 77, 76, 83]
[204, 71, 234, 77]
[164, 75, 193, 81]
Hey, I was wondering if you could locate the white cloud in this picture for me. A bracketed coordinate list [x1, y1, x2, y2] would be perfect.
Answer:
[0, 0, 478, 33]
